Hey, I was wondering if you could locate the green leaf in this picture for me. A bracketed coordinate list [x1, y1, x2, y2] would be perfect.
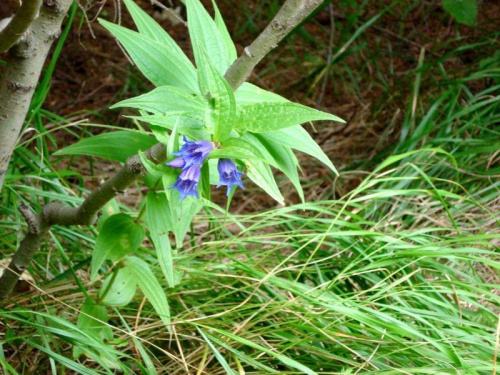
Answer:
[146, 191, 177, 288]
[203, 325, 317, 375]
[112, 86, 206, 118]
[125, 256, 171, 328]
[186, 0, 230, 74]
[75, 298, 112, 342]
[209, 147, 260, 161]
[211, 137, 267, 163]
[200, 158, 211, 200]
[149, 124, 170, 144]
[202, 330, 278, 373]
[262, 125, 338, 174]
[233, 102, 344, 133]
[197, 49, 235, 142]
[235, 82, 288, 104]
[30, 340, 99, 375]
[54, 131, 157, 162]
[91, 214, 145, 281]
[132, 115, 210, 140]
[248, 134, 305, 202]
[162, 176, 203, 248]
[73, 298, 112, 360]
[97, 199, 120, 231]
[246, 159, 284, 205]
[442, 0, 477, 26]
[175, 198, 202, 249]
[167, 120, 180, 165]
[197, 328, 238, 375]
[99, 19, 198, 93]
[139, 152, 164, 179]
[211, 0, 237, 64]
[122, 0, 195, 72]
[99, 266, 137, 306]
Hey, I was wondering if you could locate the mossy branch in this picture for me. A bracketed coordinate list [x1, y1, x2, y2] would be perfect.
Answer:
[0, 0, 325, 303]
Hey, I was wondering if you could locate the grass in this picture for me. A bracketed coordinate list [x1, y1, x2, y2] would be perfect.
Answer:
[1, 0, 499, 374]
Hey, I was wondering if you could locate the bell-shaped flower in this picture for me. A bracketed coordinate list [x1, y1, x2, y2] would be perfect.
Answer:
[217, 158, 244, 195]
[171, 163, 201, 201]
[170, 136, 214, 168]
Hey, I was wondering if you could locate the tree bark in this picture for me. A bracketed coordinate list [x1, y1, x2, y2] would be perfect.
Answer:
[0, 0, 73, 192]
[0, 0, 326, 302]
[0, 0, 43, 53]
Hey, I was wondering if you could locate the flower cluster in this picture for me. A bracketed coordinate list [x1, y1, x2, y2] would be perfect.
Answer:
[167, 137, 214, 201]
[167, 137, 244, 201]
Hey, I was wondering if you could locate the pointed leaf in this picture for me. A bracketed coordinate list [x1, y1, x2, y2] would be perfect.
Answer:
[246, 160, 284, 205]
[262, 125, 338, 174]
[125, 256, 171, 328]
[99, 19, 198, 93]
[197, 328, 238, 375]
[54, 131, 157, 162]
[169, 186, 203, 249]
[233, 102, 344, 133]
[186, 0, 230, 74]
[133, 114, 210, 140]
[207, 326, 317, 375]
[146, 191, 177, 287]
[235, 82, 288, 104]
[248, 134, 304, 202]
[112, 86, 206, 118]
[211, 0, 237, 63]
[197, 50, 235, 142]
[123, 0, 195, 72]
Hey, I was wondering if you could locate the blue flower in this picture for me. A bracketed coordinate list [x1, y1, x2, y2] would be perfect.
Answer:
[166, 157, 185, 169]
[171, 163, 201, 201]
[166, 137, 214, 201]
[169, 136, 214, 168]
[217, 158, 244, 195]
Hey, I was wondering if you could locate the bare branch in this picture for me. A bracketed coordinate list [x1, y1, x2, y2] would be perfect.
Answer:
[0, 0, 325, 303]
[225, 0, 325, 90]
[18, 204, 40, 234]
[0, 0, 43, 53]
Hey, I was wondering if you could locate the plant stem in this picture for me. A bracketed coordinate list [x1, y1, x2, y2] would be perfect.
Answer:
[0, 0, 327, 303]
[97, 264, 122, 304]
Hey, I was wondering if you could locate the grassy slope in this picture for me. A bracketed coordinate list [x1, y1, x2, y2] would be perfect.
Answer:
[0, 0, 499, 373]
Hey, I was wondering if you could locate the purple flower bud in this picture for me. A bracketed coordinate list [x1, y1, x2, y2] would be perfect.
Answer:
[217, 158, 244, 196]
[171, 164, 201, 201]
[172, 136, 214, 167]
[166, 157, 186, 169]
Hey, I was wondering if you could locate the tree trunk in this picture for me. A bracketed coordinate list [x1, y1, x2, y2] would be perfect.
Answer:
[0, 0, 73, 192]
